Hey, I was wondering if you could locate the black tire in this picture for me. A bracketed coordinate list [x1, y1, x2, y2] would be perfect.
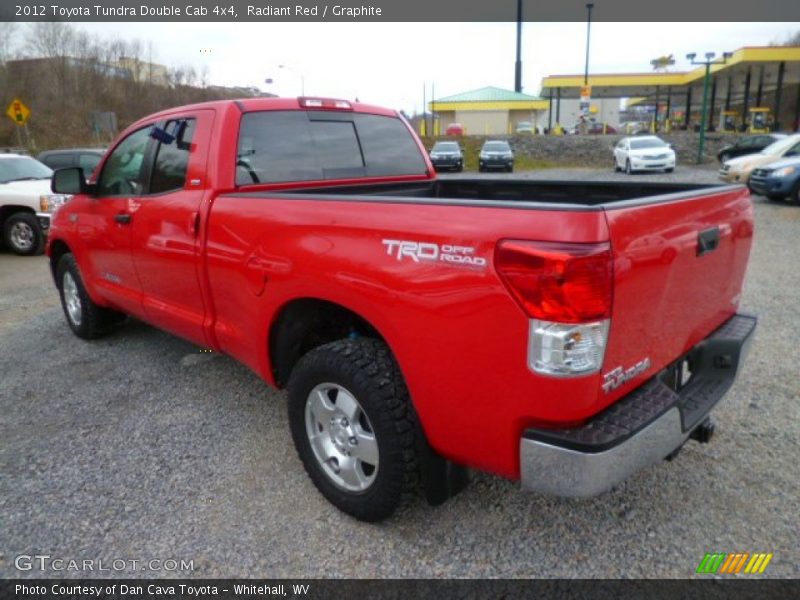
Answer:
[665, 167, 674, 173]
[56, 253, 125, 339]
[625, 159, 633, 175]
[766, 194, 786, 202]
[287, 338, 418, 522]
[614, 158, 621, 172]
[791, 182, 800, 205]
[3, 212, 43, 256]
[507, 165, 514, 173]
[478, 166, 485, 173]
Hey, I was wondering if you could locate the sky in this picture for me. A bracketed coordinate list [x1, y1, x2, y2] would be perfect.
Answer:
[12, 21, 800, 113]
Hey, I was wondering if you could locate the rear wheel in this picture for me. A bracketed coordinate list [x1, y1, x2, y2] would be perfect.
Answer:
[287, 338, 418, 522]
[3, 212, 43, 256]
[56, 253, 125, 339]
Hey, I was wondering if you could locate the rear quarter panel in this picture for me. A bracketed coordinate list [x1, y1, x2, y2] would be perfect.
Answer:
[205, 196, 609, 479]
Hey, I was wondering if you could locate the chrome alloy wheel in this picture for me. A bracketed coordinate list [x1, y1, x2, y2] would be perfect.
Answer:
[10, 221, 35, 252]
[305, 383, 379, 492]
[62, 272, 82, 326]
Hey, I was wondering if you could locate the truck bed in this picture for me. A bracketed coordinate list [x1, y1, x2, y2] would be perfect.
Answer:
[246, 179, 741, 209]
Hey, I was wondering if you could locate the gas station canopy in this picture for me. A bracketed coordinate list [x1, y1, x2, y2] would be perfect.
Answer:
[540, 46, 800, 129]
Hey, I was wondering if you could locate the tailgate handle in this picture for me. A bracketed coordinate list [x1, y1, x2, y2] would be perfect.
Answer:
[697, 227, 720, 256]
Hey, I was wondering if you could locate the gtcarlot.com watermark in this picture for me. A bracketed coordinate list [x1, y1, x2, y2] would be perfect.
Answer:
[14, 554, 194, 573]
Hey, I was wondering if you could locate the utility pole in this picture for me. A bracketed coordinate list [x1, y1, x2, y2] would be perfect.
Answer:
[514, 0, 523, 92]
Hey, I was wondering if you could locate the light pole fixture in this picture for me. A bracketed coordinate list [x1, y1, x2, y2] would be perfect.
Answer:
[686, 51, 733, 164]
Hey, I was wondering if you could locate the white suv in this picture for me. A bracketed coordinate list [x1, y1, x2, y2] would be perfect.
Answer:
[0, 154, 69, 255]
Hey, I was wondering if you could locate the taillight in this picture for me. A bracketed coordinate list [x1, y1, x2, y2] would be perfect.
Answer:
[298, 97, 353, 110]
[495, 240, 613, 323]
[495, 240, 614, 377]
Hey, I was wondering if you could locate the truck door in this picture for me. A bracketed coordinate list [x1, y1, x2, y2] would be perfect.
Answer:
[129, 111, 214, 346]
[82, 125, 154, 317]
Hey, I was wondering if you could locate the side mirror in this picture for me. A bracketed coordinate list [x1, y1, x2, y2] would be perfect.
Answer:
[52, 167, 87, 195]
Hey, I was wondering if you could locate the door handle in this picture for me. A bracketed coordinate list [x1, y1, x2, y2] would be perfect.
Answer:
[114, 213, 132, 225]
[697, 226, 720, 256]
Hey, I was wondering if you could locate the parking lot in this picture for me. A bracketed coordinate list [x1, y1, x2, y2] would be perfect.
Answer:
[1, 167, 798, 579]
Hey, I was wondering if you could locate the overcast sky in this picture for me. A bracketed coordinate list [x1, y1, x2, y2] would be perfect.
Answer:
[18, 21, 800, 113]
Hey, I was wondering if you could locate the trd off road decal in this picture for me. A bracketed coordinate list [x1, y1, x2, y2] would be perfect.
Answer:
[381, 239, 487, 267]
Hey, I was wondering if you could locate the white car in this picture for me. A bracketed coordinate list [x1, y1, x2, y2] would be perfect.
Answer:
[0, 154, 69, 255]
[613, 136, 676, 174]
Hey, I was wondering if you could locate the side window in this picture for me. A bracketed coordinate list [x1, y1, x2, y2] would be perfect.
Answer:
[786, 142, 800, 157]
[97, 127, 151, 196]
[78, 153, 102, 173]
[150, 119, 196, 194]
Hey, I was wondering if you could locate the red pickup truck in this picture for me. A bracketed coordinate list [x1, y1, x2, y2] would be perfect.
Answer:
[46, 97, 756, 521]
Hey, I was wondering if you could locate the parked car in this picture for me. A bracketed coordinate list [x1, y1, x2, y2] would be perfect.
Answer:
[47, 97, 755, 522]
[719, 134, 800, 184]
[445, 123, 464, 136]
[0, 154, 66, 255]
[717, 134, 786, 163]
[587, 122, 617, 135]
[747, 157, 800, 204]
[429, 141, 464, 172]
[478, 140, 514, 172]
[515, 121, 534, 134]
[613, 136, 676, 174]
[37, 148, 106, 176]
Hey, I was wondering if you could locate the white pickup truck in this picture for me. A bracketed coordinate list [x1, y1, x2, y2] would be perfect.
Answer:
[0, 153, 69, 255]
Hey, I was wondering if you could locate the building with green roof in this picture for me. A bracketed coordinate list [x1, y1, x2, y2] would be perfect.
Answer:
[429, 86, 549, 135]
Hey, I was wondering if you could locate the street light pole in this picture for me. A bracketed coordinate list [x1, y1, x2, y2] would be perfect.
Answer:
[584, 3, 593, 86]
[687, 51, 732, 164]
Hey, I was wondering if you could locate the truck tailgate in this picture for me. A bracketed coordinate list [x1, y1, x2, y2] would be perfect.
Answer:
[599, 186, 753, 410]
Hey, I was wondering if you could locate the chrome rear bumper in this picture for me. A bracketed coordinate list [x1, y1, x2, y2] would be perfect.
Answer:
[520, 313, 757, 497]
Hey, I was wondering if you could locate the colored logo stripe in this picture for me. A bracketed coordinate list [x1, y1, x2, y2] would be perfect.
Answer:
[697, 552, 773, 574]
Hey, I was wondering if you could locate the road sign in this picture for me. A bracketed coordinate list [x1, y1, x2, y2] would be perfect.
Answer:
[6, 98, 31, 126]
[580, 86, 592, 102]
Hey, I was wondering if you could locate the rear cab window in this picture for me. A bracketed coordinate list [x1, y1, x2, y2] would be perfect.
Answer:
[235, 110, 427, 185]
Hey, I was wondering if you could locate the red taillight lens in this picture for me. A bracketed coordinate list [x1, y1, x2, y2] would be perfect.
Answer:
[495, 240, 613, 323]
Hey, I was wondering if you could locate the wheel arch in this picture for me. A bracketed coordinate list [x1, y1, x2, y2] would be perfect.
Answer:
[48, 238, 73, 285]
[0, 205, 36, 228]
[268, 297, 388, 389]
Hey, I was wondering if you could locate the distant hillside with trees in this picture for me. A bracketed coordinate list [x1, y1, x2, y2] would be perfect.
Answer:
[0, 22, 265, 150]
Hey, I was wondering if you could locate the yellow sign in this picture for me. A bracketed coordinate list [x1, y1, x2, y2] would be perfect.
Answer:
[6, 98, 31, 126]
[580, 86, 592, 101]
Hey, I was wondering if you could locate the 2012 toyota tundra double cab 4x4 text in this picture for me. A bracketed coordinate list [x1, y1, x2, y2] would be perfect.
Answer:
[46, 97, 756, 521]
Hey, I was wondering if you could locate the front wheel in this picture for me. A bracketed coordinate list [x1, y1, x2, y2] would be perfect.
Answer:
[791, 182, 800, 205]
[287, 338, 418, 522]
[665, 167, 674, 173]
[625, 159, 633, 175]
[614, 157, 621, 172]
[56, 253, 125, 339]
[3, 212, 43, 256]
